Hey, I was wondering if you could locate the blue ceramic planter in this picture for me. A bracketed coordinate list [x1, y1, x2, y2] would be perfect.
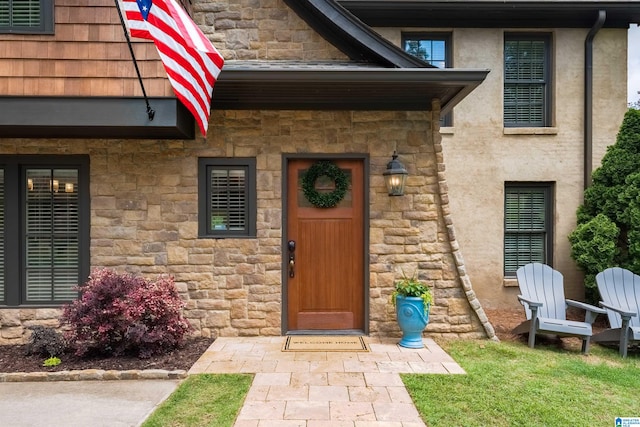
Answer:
[395, 295, 430, 349]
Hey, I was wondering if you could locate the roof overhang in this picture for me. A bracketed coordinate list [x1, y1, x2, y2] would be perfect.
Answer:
[338, 1, 640, 28]
[0, 97, 195, 139]
[0, 64, 489, 139]
[213, 62, 489, 113]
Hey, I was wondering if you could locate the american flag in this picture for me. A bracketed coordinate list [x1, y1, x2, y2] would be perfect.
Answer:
[118, 0, 224, 136]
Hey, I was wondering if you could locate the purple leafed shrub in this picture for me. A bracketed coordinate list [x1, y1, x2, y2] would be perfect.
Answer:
[61, 268, 192, 358]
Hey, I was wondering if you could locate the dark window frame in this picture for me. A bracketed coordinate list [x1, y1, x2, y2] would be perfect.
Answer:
[198, 158, 257, 239]
[0, 155, 90, 306]
[504, 33, 552, 127]
[504, 182, 554, 277]
[0, 0, 54, 34]
[402, 32, 453, 127]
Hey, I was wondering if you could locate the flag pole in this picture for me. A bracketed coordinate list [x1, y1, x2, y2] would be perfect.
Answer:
[114, 0, 155, 121]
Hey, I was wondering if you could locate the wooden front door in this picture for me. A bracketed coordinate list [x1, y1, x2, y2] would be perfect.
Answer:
[286, 158, 365, 332]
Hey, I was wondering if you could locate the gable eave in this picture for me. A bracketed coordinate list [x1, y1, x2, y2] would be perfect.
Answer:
[283, 0, 433, 67]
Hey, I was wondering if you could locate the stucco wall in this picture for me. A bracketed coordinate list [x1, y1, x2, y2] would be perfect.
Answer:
[377, 26, 628, 308]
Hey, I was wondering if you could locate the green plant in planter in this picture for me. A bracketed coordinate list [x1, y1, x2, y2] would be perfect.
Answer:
[391, 270, 433, 312]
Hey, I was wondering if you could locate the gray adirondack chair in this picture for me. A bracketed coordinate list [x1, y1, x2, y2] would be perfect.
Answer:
[592, 267, 640, 358]
[513, 263, 605, 354]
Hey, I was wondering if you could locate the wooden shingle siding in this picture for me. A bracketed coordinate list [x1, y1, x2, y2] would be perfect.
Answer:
[0, 0, 172, 97]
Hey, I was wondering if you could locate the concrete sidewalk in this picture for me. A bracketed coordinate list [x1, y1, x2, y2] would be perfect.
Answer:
[189, 336, 465, 426]
[0, 379, 179, 427]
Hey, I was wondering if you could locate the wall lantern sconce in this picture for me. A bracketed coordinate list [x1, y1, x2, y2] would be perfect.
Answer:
[383, 151, 408, 196]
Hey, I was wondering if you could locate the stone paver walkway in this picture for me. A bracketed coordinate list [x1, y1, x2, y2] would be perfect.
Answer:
[189, 336, 465, 426]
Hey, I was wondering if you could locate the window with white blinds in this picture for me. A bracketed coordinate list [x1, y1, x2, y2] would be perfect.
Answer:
[0, 0, 53, 34]
[504, 35, 550, 127]
[25, 169, 79, 302]
[209, 169, 247, 231]
[0, 156, 89, 306]
[504, 184, 552, 275]
[198, 158, 256, 238]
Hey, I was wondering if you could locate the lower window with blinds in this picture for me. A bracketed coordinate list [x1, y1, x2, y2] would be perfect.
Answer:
[198, 158, 257, 238]
[0, 156, 89, 306]
[504, 183, 553, 276]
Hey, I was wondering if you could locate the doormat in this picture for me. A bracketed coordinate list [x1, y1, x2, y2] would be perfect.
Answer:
[282, 336, 370, 352]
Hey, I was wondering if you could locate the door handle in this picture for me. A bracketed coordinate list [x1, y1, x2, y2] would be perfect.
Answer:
[288, 240, 295, 278]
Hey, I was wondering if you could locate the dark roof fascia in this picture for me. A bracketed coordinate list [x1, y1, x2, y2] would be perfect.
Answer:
[212, 64, 490, 113]
[282, 0, 433, 67]
[338, 1, 640, 28]
[0, 97, 194, 139]
[0, 66, 489, 139]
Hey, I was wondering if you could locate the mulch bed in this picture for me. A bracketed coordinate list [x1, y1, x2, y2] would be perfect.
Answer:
[0, 307, 614, 373]
[0, 337, 215, 373]
[485, 307, 611, 352]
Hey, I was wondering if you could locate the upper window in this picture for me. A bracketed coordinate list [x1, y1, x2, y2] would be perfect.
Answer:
[0, 156, 90, 306]
[0, 0, 54, 34]
[504, 34, 551, 127]
[198, 158, 257, 238]
[504, 183, 553, 276]
[403, 32, 453, 127]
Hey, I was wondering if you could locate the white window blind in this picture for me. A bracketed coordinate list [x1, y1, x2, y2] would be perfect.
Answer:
[505, 187, 547, 274]
[209, 168, 247, 232]
[504, 38, 547, 127]
[25, 168, 79, 302]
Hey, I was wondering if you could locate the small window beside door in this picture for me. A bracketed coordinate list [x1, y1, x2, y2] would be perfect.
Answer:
[0, 0, 54, 34]
[198, 158, 257, 238]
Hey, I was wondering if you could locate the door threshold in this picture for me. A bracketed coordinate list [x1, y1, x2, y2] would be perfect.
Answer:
[286, 329, 366, 336]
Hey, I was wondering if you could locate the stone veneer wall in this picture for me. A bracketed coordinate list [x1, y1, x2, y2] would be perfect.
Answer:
[192, 0, 347, 61]
[0, 108, 495, 344]
[0, 0, 496, 343]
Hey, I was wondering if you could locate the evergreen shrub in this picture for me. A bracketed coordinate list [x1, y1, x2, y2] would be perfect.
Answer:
[569, 108, 640, 303]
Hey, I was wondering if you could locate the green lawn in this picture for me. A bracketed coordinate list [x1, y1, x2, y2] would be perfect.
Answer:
[403, 340, 640, 427]
[140, 341, 640, 427]
[142, 373, 253, 427]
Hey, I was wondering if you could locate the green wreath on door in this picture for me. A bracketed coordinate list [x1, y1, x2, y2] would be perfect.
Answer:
[302, 160, 349, 208]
